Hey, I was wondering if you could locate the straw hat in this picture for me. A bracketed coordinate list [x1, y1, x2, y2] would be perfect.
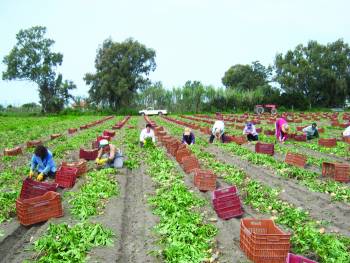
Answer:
[184, 127, 191, 136]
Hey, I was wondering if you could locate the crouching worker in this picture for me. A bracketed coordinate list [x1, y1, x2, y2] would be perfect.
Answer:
[209, 118, 226, 143]
[140, 123, 156, 147]
[243, 122, 259, 141]
[95, 139, 123, 168]
[29, 145, 56, 181]
[303, 123, 319, 140]
[182, 128, 195, 145]
[275, 117, 289, 143]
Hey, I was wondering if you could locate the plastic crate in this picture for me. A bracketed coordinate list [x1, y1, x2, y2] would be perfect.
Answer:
[16, 191, 63, 226]
[182, 156, 200, 174]
[20, 178, 59, 199]
[322, 162, 350, 183]
[318, 138, 337, 148]
[286, 253, 317, 263]
[256, 127, 262, 133]
[4, 146, 23, 156]
[103, 130, 116, 137]
[294, 135, 307, 142]
[55, 166, 78, 188]
[80, 125, 88, 130]
[264, 130, 275, 136]
[79, 148, 99, 161]
[255, 143, 274, 156]
[61, 160, 88, 177]
[234, 136, 247, 145]
[26, 140, 42, 148]
[92, 140, 99, 149]
[212, 186, 243, 219]
[68, 128, 78, 134]
[50, 133, 62, 140]
[112, 124, 122, 130]
[240, 219, 291, 263]
[97, 135, 111, 142]
[176, 148, 191, 164]
[193, 169, 216, 191]
[285, 152, 307, 168]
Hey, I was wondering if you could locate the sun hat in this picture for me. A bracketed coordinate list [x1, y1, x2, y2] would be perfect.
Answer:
[184, 127, 191, 136]
[99, 139, 109, 147]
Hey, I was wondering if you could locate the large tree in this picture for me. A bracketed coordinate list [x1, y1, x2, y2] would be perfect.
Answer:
[2, 26, 75, 113]
[274, 39, 350, 107]
[85, 38, 156, 110]
[222, 61, 271, 90]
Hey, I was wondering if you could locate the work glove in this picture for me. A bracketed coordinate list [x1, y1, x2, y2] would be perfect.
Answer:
[99, 158, 108, 165]
[36, 173, 44, 181]
[95, 158, 100, 164]
[29, 170, 34, 178]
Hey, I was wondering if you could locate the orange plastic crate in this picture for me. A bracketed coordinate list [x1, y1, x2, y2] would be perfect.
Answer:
[255, 143, 274, 156]
[55, 166, 78, 188]
[240, 219, 290, 263]
[285, 152, 307, 168]
[193, 169, 217, 191]
[318, 138, 337, 148]
[182, 156, 200, 173]
[4, 146, 23, 156]
[322, 162, 350, 183]
[16, 191, 63, 226]
[26, 140, 42, 148]
[61, 159, 88, 177]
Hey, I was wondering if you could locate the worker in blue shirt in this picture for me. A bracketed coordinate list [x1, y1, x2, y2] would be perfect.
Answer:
[29, 145, 56, 181]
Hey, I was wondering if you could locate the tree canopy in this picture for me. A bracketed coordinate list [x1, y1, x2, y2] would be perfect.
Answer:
[2, 26, 75, 113]
[85, 38, 156, 110]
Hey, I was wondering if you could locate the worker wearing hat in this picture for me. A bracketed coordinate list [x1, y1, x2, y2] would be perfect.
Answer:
[95, 139, 123, 168]
[243, 122, 259, 141]
[302, 123, 319, 140]
[182, 127, 195, 145]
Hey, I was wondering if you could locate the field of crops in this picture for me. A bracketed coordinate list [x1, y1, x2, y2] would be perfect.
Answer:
[0, 112, 349, 263]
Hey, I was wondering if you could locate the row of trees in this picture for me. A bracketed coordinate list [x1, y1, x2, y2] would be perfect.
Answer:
[2, 26, 350, 113]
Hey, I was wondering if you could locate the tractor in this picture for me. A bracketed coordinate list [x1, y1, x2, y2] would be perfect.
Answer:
[254, 104, 277, 114]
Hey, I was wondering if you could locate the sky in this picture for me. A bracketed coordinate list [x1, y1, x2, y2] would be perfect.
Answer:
[0, 0, 349, 106]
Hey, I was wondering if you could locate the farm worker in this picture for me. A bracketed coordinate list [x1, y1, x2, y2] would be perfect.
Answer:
[140, 123, 156, 147]
[95, 139, 123, 168]
[302, 123, 319, 140]
[209, 117, 226, 143]
[29, 145, 56, 181]
[343, 125, 350, 138]
[243, 122, 259, 141]
[182, 127, 195, 145]
[275, 118, 289, 142]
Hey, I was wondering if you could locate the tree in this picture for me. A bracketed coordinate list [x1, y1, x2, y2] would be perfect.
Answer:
[274, 39, 350, 107]
[85, 38, 156, 110]
[222, 61, 271, 90]
[2, 26, 76, 113]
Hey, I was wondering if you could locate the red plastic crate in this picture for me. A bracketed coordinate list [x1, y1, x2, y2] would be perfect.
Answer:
[294, 135, 307, 142]
[55, 166, 78, 188]
[50, 133, 62, 140]
[285, 152, 307, 168]
[322, 162, 350, 183]
[26, 140, 42, 148]
[4, 146, 23, 156]
[79, 148, 99, 161]
[61, 159, 88, 177]
[193, 169, 217, 191]
[20, 178, 59, 199]
[212, 186, 243, 219]
[233, 136, 247, 145]
[286, 253, 317, 263]
[182, 156, 200, 173]
[92, 140, 99, 149]
[240, 219, 291, 263]
[97, 135, 111, 142]
[16, 191, 63, 226]
[318, 138, 337, 148]
[255, 143, 274, 156]
[176, 148, 191, 164]
[80, 125, 88, 130]
[68, 128, 78, 134]
[103, 130, 116, 137]
[264, 130, 275, 136]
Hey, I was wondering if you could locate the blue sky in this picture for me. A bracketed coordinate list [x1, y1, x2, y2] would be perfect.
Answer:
[0, 0, 349, 105]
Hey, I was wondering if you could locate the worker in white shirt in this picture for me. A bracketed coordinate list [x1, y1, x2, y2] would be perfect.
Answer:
[140, 123, 156, 147]
[209, 117, 225, 143]
[343, 125, 350, 138]
[243, 122, 259, 141]
[302, 123, 319, 140]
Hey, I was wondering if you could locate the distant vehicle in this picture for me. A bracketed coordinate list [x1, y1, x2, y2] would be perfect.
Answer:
[254, 104, 277, 114]
[139, 107, 167, 116]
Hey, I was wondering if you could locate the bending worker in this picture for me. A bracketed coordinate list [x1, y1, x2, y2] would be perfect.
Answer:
[95, 139, 123, 168]
[243, 122, 259, 141]
[140, 123, 156, 147]
[275, 117, 289, 143]
[209, 117, 225, 143]
[29, 145, 56, 181]
[302, 123, 319, 140]
[182, 127, 195, 145]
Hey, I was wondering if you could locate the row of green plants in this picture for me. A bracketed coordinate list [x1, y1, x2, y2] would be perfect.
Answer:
[157, 117, 350, 263]
[0, 115, 101, 150]
[124, 118, 217, 263]
[0, 117, 119, 223]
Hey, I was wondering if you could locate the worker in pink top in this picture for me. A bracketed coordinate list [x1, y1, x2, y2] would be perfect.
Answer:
[275, 118, 289, 142]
